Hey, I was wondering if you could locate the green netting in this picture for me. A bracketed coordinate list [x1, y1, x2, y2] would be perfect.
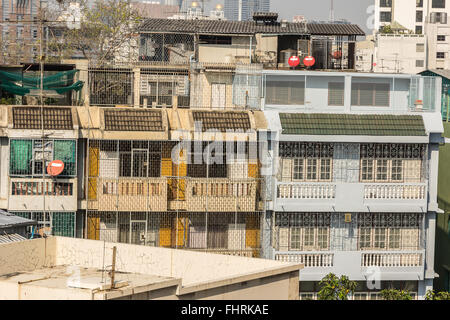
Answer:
[0, 69, 84, 96]
[10, 140, 32, 174]
[52, 212, 75, 237]
[54, 140, 77, 176]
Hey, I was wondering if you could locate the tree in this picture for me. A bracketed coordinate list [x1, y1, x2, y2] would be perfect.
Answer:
[46, 0, 142, 64]
[380, 289, 413, 300]
[317, 273, 357, 300]
[425, 290, 450, 300]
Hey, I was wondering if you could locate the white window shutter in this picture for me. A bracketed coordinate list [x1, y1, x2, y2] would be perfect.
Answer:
[281, 158, 292, 182]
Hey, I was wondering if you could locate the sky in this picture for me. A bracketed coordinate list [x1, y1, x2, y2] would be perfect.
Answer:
[206, 0, 374, 33]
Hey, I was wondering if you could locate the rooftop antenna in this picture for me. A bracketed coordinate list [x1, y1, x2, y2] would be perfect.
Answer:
[330, 0, 334, 22]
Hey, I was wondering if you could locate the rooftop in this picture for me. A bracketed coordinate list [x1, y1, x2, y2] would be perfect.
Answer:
[0, 211, 36, 229]
[138, 18, 365, 36]
[0, 237, 302, 300]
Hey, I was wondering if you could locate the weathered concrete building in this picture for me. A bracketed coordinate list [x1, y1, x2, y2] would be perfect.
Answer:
[0, 237, 301, 300]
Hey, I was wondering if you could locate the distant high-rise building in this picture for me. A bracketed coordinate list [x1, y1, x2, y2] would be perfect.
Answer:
[165, 0, 182, 8]
[224, 0, 270, 21]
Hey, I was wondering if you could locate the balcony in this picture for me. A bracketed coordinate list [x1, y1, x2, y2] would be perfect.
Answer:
[275, 252, 334, 267]
[275, 182, 428, 212]
[188, 248, 257, 258]
[364, 184, 426, 200]
[9, 178, 77, 211]
[184, 178, 261, 212]
[96, 177, 168, 212]
[274, 250, 425, 281]
[277, 183, 336, 200]
[361, 251, 424, 267]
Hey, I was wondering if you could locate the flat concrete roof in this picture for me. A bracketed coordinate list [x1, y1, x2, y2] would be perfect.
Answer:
[0, 237, 303, 300]
[0, 265, 180, 300]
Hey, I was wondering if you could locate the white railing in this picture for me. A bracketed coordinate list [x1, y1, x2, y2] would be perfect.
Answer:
[277, 183, 336, 199]
[361, 251, 424, 267]
[189, 249, 256, 258]
[275, 252, 334, 267]
[364, 184, 426, 200]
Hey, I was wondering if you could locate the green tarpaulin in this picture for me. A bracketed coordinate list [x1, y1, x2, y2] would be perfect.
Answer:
[10, 140, 32, 174]
[0, 69, 84, 96]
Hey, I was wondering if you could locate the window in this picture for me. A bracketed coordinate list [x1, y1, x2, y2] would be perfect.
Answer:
[391, 159, 403, 181]
[438, 35, 446, 41]
[351, 82, 390, 107]
[437, 52, 445, 59]
[380, 0, 392, 7]
[416, 43, 425, 52]
[266, 79, 305, 105]
[320, 158, 331, 180]
[360, 228, 372, 249]
[374, 228, 386, 249]
[417, 0, 423, 7]
[293, 159, 304, 180]
[389, 228, 401, 249]
[357, 213, 422, 250]
[306, 159, 317, 180]
[416, 26, 423, 34]
[10, 139, 76, 177]
[416, 11, 423, 22]
[290, 228, 301, 250]
[380, 11, 392, 22]
[416, 60, 424, 68]
[275, 213, 331, 251]
[360, 144, 425, 183]
[432, 0, 445, 9]
[328, 82, 345, 106]
[376, 159, 388, 181]
[279, 143, 334, 182]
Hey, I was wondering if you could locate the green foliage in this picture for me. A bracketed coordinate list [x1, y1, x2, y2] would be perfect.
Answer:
[425, 290, 450, 300]
[0, 97, 16, 105]
[317, 273, 357, 300]
[380, 25, 393, 34]
[47, 0, 142, 64]
[380, 289, 413, 300]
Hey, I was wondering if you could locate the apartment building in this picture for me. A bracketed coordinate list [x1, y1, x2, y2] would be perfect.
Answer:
[372, 0, 450, 71]
[261, 70, 444, 299]
[0, 14, 445, 299]
[224, 0, 270, 21]
[0, 0, 39, 64]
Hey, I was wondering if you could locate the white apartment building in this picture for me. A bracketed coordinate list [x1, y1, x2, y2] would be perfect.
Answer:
[370, 0, 450, 71]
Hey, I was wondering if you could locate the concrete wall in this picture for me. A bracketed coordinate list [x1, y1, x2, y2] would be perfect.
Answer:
[0, 238, 55, 276]
[53, 237, 295, 286]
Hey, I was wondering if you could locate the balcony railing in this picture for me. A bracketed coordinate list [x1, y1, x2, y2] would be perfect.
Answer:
[188, 248, 256, 258]
[97, 177, 168, 212]
[185, 178, 260, 212]
[277, 183, 336, 200]
[275, 252, 334, 267]
[364, 183, 426, 200]
[361, 251, 424, 267]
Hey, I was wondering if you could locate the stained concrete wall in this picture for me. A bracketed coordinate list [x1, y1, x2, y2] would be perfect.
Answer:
[0, 238, 55, 275]
[53, 237, 297, 286]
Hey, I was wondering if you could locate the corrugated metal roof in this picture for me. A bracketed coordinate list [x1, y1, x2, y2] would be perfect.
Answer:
[279, 113, 427, 136]
[138, 19, 365, 36]
[0, 211, 36, 228]
[0, 233, 27, 244]
[13, 107, 73, 130]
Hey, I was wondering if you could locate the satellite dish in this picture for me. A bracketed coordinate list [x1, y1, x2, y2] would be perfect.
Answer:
[47, 160, 65, 176]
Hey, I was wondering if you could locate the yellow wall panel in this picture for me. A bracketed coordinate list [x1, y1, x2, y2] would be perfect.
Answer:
[87, 216, 100, 240]
[89, 145, 99, 177]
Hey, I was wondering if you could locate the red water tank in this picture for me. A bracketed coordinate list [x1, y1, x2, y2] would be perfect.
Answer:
[303, 56, 316, 67]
